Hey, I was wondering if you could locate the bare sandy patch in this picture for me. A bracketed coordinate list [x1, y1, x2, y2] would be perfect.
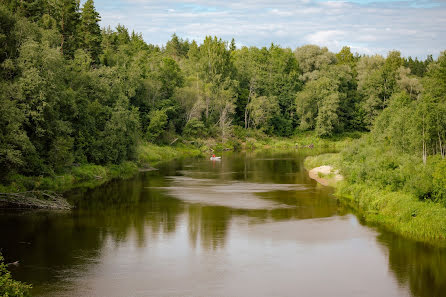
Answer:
[308, 166, 343, 187]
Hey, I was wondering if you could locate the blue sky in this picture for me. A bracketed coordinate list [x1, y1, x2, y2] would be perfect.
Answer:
[88, 0, 446, 58]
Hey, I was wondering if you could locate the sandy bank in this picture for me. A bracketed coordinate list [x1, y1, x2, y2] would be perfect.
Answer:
[308, 165, 343, 187]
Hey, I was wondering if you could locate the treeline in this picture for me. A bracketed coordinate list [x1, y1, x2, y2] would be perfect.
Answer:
[0, 1, 445, 185]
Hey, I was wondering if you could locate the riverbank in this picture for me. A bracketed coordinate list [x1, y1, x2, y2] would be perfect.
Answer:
[304, 153, 446, 245]
[0, 132, 360, 209]
[308, 165, 343, 187]
[0, 142, 203, 209]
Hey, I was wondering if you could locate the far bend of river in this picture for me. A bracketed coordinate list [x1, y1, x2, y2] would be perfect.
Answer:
[1, 151, 446, 297]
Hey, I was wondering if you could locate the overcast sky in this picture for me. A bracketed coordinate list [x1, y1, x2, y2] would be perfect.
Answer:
[90, 0, 446, 58]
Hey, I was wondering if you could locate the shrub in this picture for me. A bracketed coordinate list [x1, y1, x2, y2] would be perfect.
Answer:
[433, 158, 446, 205]
[0, 254, 31, 297]
[183, 118, 206, 138]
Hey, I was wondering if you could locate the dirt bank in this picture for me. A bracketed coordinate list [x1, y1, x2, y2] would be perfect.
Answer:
[308, 165, 343, 187]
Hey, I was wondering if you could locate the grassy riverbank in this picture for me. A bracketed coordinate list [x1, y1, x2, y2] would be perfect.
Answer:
[0, 142, 203, 195]
[304, 153, 446, 245]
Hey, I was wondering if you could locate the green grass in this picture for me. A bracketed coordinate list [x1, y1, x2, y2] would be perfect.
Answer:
[235, 131, 363, 152]
[337, 182, 446, 245]
[1, 142, 204, 194]
[304, 153, 341, 169]
[305, 153, 446, 245]
[137, 142, 202, 165]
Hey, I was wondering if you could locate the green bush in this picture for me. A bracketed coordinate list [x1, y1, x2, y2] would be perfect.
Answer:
[146, 109, 168, 142]
[340, 135, 445, 203]
[0, 254, 31, 297]
[183, 118, 206, 138]
[433, 158, 446, 205]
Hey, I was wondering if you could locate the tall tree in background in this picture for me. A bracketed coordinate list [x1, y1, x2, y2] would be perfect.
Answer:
[49, 0, 80, 57]
[79, 0, 101, 63]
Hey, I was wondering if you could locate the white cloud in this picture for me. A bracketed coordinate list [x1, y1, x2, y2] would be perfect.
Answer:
[92, 0, 446, 58]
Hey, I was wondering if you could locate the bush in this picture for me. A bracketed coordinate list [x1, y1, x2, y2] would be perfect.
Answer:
[433, 158, 446, 205]
[341, 135, 445, 204]
[183, 118, 206, 138]
[0, 254, 31, 297]
[146, 109, 168, 142]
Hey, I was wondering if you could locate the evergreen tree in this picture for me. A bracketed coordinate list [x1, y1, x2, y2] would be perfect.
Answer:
[79, 0, 102, 63]
[49, 0, 80, 57]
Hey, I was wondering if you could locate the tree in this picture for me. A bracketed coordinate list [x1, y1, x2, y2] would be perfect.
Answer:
[336, 46, 355, 66]
[49, 0, 80, 57]
[294, 44, 336, 81]
[0, 83, 34, 179]
[146, 109, 168, 142]
[157, 57, 184, 99]
[295, 65, 353, 136]
[165, 33, 189, 59]
[79, 0, 102, 63]
[247, 95, 279, 130]
[199, 36, 233, 85]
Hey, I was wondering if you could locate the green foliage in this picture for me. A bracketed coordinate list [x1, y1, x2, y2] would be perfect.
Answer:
[0, 254, 31, 297]
[183, 118, 206, 138]
[79, 0, 102, 63]
[146, 109, 168, 142]
[340, 134, 444, 204]
[137, 142, 202, 165]
[337, 182, 446, 242]
[50, 0, 80, 57]
[296, 64, 355, 136]
[304, 153, 341, 170]
[432, 158, 446, 205]
[305, 152, 446, 243]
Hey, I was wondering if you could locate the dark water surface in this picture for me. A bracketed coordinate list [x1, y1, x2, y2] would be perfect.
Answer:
[1, 152, 445, 297]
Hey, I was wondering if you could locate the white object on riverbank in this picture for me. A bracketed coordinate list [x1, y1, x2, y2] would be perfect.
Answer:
[308, 165, 343, 187]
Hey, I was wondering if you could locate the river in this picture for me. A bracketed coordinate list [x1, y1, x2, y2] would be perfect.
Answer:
[1, 151, 445, 297]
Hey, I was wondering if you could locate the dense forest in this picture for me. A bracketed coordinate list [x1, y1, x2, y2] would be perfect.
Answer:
[0, 0, 445, 204]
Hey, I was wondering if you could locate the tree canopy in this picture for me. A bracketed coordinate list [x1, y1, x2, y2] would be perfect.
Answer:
[0, 1, 443, 187]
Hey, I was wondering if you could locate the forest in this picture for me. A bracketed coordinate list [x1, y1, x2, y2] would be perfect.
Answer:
[0, 0, 445, 206]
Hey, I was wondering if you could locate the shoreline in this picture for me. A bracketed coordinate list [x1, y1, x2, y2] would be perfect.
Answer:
[0, 143, 204, 210]
[304, 154, 446, 246]
[0, 133, 358, 210]
[308, 165, 343, 187]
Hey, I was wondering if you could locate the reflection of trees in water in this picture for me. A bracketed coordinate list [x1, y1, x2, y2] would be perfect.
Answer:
[188, 205, 231, 250]
[69, 172, 185, 245]
[377, 232, 446, 297]
[0, 172, 186, 292]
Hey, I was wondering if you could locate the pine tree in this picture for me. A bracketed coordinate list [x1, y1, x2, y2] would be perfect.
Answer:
[49, 0, 80, 57]
[79, 0, 102, 63]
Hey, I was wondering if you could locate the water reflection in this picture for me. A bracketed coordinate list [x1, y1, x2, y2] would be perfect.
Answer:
[377, 232, 446, 297]
[0, 152, 445, 297]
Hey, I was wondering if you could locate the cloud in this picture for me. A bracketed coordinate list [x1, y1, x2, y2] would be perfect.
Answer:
[90, 0, 446, 58]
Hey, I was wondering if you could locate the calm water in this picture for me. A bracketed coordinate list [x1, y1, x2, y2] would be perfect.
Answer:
[1, 152, 445, 297]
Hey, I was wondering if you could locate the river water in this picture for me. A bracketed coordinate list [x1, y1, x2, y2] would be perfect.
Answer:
[0, 152, 445, 297]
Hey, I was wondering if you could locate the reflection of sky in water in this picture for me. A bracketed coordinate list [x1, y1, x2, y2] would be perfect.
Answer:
[150, 176, 309, 209]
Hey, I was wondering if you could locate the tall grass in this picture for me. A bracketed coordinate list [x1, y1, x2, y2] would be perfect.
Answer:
[305, 152, 446, 245]
[337, 183, 446, 244]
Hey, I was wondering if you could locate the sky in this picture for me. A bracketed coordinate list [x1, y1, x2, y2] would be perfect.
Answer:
[89, 0, 446, 58]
